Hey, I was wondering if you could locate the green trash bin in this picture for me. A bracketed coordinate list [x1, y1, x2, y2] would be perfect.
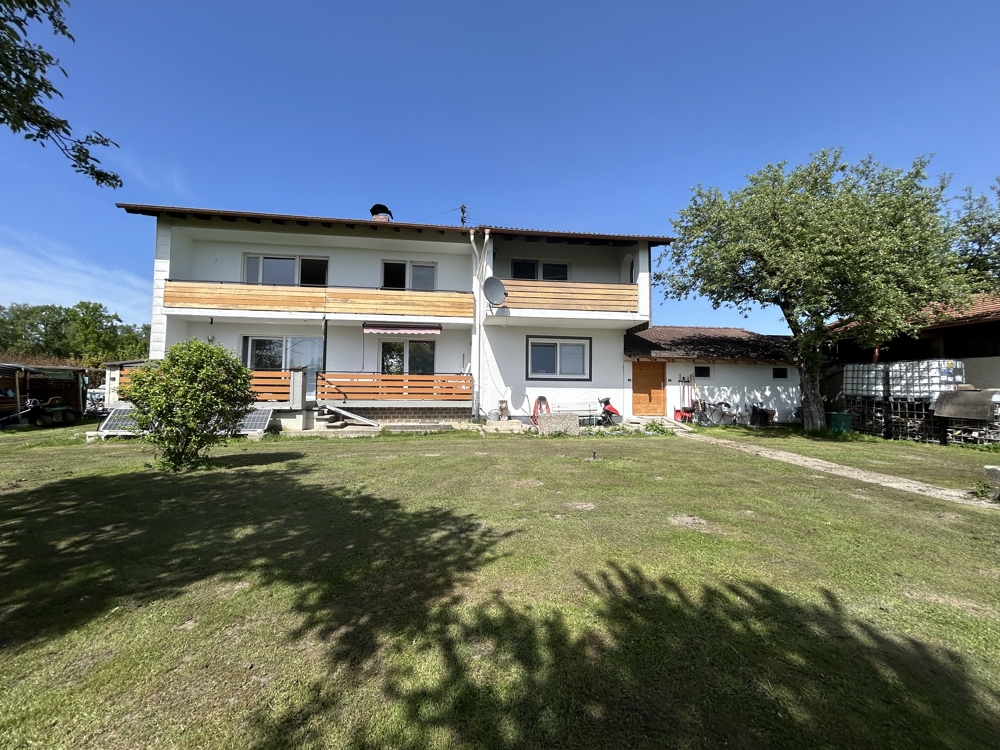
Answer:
[825, 412, 853, 434]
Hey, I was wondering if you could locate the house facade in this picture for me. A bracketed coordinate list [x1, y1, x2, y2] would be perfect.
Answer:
[117, 203, 668, 425]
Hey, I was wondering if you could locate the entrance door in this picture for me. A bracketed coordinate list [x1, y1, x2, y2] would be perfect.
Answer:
[632, 362, 666, 416]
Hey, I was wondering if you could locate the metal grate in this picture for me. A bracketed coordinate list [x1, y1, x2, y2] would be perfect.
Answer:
[844, 396, 887, 438]
[887, 399, 941, 443]
[945, 402, 1000, 446]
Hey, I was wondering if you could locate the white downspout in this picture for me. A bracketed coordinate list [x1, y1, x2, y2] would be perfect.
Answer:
[469, 228, 490, 417]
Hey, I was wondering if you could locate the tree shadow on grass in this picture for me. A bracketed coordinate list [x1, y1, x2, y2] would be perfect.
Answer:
[3, 460, 998, 748]
[310, 564, 998, 750]
[0, 454, 509, 668]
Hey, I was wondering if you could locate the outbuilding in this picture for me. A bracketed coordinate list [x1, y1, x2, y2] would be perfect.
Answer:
[625, 326, 801, 423]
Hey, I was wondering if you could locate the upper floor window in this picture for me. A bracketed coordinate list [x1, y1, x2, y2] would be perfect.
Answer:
[382, 261, 436, 291]
[244, 255, 328, 286]
[773, 367, 789, 379]
[511, 259, 537, 280]
[511, 259, 570, 281]
[694, 365, 712, 379]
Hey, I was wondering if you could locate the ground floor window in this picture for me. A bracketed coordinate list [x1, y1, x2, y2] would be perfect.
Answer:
[526, 336, 591, 380]
[694, 365, 712, 379]
[380, 340, 435, 375]
[242, 336, 323, 398]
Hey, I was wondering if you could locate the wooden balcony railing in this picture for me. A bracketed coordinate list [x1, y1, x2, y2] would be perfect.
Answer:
[251, 370, 292, 401]
[163, 280, 474, 318]
[501, 279, 639, 313]
[117, 367, 292, 403]
[316, 372, 473, 401]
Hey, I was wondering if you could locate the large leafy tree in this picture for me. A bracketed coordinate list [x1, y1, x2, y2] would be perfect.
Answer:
[120, 340, 255, 471]
[1, 0, 121, 186]
[953, 178, 1000, 290]
[655, 148, 971, 432]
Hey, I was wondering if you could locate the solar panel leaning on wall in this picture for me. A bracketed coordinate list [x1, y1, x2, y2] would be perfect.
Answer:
[98, 408, 273, 435]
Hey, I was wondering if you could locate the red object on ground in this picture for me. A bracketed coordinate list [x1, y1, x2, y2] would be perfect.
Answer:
[531, 396, 551, 426]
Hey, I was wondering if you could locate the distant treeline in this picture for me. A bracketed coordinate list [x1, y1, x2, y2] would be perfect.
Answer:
[0, 302, 150, 368]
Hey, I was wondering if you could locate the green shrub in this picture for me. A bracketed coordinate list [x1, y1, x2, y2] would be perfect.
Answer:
[120, 340, 254, 470]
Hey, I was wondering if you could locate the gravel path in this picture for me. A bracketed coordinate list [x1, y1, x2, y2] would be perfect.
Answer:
[678, 431, 996, 509]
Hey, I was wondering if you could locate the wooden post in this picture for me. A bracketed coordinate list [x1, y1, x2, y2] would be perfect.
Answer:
[13, 369, 21, 423]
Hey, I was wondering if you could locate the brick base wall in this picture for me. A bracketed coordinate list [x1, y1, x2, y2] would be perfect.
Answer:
[342, 406, 474, 423]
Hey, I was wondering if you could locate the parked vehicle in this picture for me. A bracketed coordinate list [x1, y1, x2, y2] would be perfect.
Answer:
[0, 396, 83, 428]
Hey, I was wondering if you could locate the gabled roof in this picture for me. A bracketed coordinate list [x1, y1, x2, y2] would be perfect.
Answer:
[116, 204, 674, 246]
[625, 326, 794, 362]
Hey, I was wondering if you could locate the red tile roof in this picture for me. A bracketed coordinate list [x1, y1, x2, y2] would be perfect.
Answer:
[625, 326, 794, 361]
[925, 294, 1000, 329]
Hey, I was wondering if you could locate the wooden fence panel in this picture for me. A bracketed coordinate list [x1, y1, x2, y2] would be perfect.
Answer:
[251, 370, 292, 401]
[163, 281, 473, 318]
[317, 373, 473, 401]
[501, 280, 639, 312]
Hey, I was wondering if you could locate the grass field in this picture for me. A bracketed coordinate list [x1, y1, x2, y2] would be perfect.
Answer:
[693, 425, 996, 492]
[1, 427, 999, 748]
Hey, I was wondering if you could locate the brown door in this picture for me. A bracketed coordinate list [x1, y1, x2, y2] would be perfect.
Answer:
[632, 362, 666, 416]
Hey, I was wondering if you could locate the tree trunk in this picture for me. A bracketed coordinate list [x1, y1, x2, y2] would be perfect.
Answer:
[799, 364, 827, 432]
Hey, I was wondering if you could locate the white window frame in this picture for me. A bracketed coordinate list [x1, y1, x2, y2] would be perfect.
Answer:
[243, 253, 329, 286]
[244, 336, 287, 369]
[510, 258, 571, 281]
[693, 364, 713, 381]
[525, 336, 591, 381]
[772, 366, 790, 380]
[381, 260, 438, 291]
[378, 338, 437, 375]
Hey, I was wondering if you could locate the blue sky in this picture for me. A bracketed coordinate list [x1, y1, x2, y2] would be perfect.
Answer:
[1, 0, 998, 329]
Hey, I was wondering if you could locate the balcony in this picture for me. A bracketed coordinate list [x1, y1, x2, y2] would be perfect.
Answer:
[500, 280, 638, 313]
[163, 280, 474, 319]
[316, 372, 473, 402]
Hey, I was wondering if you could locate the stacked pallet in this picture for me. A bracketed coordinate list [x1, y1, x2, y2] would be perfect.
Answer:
[843, 363, 888, 437]
[841, 360, 965, 443]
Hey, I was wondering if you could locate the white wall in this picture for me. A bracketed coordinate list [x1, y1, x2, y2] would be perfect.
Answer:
[169, 226, 473, 292]
[479, 326, 630, 418]
[962, 357, 1000, 390]
[183, 320, 325, 357]
[492, 240, 641, 284]
[663, 361, 801, 422]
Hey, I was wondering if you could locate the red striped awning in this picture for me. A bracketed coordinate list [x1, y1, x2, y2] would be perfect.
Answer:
[362, 324, 442, 335]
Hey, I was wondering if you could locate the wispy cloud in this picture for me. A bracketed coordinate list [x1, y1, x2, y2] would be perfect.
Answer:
[107, 149, 191, 200]
[0, 227, 151, 325]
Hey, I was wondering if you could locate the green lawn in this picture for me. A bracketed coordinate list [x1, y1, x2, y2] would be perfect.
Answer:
[693, 425, 996, 492]
[1, 428, 999, 748]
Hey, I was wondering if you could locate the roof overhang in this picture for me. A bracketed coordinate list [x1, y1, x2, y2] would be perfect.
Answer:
[116, 204, 674, 247]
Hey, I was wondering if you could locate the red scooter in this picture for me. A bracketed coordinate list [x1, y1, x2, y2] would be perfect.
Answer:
[599, 397, 623, 426]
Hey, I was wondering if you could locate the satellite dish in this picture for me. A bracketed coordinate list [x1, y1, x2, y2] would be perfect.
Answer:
[483, 276, 508, 306]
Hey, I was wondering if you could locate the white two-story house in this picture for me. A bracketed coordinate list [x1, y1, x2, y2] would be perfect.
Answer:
[116, 203, 670, 426]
